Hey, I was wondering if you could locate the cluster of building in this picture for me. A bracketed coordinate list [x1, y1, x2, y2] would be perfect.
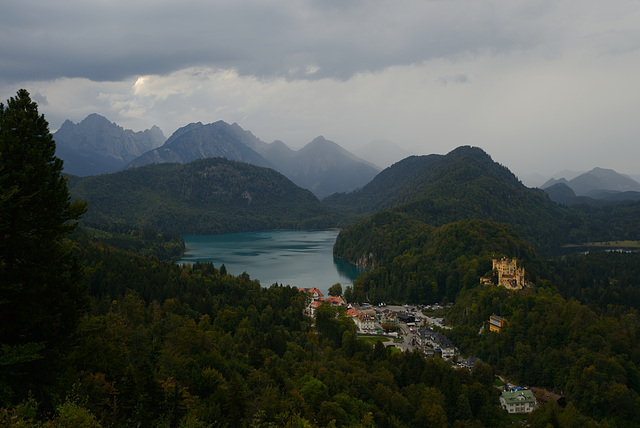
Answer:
[298, 287, 347, 316]
[298, 287, 567, 416]
[415, 326, 458, 359]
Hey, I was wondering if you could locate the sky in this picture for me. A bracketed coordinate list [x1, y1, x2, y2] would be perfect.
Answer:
[2, 0, 639, 183]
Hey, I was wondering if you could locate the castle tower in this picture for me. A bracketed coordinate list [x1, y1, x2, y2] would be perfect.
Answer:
[492, 258, 526, 290]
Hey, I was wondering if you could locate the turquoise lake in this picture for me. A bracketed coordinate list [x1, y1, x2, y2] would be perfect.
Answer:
[176, 230, 364, 295]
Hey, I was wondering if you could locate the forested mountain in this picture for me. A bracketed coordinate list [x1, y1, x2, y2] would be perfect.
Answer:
[54, 113, 165, 176]
[329, 146, 578, 252]
[128, 120, 379, 198]
[68, 157, 338, 234]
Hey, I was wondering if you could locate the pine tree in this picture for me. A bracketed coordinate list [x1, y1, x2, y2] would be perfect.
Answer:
[0, 89, 88, 405]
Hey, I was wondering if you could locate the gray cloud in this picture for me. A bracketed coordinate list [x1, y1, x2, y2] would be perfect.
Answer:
[2, 0, 640, 180]
[0, 0, 564, 83]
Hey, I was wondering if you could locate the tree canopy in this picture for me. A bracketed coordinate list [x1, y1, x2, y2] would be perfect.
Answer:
[0, 89, 88, 406]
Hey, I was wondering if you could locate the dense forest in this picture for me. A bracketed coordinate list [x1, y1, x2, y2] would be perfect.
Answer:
[3, 89, 640, 426]
[68, 157, 338, 235]
[446, 283, 640, 426]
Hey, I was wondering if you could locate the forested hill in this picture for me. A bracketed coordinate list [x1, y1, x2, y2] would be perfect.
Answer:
[335, 217, 539, 304]
[328, 146, 577, 252]
[68, 157, 338, 234]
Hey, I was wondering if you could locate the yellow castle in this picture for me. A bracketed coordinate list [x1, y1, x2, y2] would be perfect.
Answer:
[492, 258, 526, 290]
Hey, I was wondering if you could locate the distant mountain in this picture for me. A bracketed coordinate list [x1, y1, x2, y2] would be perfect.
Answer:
[129, 121, 274, 169]
[68, 157, 337, 235]
[328, 146, 574, 252]
[128, 121, 379, 198]
[544, 182, 640, 206]
[541, 167, 640, 198]
[268, 136, 380, 198]
[353, 139, 413, 169]
[54, 114, 165, 176]
[543, 182, 594, 206]
[570, 167, 640, 195]
[540, 177, 570, 190]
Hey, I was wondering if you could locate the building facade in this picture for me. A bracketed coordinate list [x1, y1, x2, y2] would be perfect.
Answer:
[500, 389, 536, 414]
[493, 258, 526, 290]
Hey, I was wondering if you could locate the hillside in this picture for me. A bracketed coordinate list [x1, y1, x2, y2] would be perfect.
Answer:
[328, 146, 576, 252]
[68, 157, 338, 234]
[54, 113, 165, 175]
[335, 217, 538, 304]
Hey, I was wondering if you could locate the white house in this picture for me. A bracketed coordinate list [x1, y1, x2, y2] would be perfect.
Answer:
[500, 389, 536, 414]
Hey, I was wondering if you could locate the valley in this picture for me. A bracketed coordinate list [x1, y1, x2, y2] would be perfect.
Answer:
[3, 95, 640, 426]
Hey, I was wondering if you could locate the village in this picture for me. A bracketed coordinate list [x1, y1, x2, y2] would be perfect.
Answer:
[298, 258, 564, 416]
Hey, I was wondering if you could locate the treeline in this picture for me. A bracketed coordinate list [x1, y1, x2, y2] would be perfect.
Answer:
[72, 222, 185, 261]
[446, 284, 640, 426]
[545, 250, 640, 313]
[3, 240, 510, 427]
[336, 217, 538, 304]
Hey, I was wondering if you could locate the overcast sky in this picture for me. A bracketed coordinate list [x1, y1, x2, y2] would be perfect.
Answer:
[2, 0, 639, 182]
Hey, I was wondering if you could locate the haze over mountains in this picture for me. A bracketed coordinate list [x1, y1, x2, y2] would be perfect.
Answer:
[56, 115, 380, 198]
[541, 167, 640, 205]
[56, 113, 640, 208]
[54, 114, 166, 176]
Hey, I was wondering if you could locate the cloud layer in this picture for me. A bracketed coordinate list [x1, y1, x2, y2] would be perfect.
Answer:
[2, 0, 640, 180]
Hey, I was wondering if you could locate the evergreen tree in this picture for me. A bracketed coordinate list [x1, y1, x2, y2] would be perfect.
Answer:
[0, 89, 88, 405]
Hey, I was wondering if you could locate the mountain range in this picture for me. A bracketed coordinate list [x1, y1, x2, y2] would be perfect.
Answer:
[54, 114, 166, 176]
[541, 167, 640, 205]
[56, 115, 379, 198]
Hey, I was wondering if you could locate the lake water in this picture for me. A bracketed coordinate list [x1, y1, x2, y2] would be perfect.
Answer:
[176, 230, 364, 295]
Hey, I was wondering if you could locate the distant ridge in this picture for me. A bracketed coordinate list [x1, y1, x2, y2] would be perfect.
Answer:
[54, 114, 165, 176]
[129, 120, 274, 169]
[128, 121, 379, 198]
[541, 167, 640, 202]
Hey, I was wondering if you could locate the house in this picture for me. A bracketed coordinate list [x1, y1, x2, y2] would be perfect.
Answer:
[298, 287, 325, 300]
[489, 314, 508, 333]
[326, 296, 346, 306]
[460, 356, 482, 369]
[354, 313, 378, 332]
[306, 300, 324, 317]
[377, 310, 398, 326]
[500, 389, 536, 414]
[530, 387, 567, 408]
[416, 327, 458, 359]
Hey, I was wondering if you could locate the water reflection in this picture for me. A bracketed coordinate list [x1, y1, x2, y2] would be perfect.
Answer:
[176, 230, 363, 295]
